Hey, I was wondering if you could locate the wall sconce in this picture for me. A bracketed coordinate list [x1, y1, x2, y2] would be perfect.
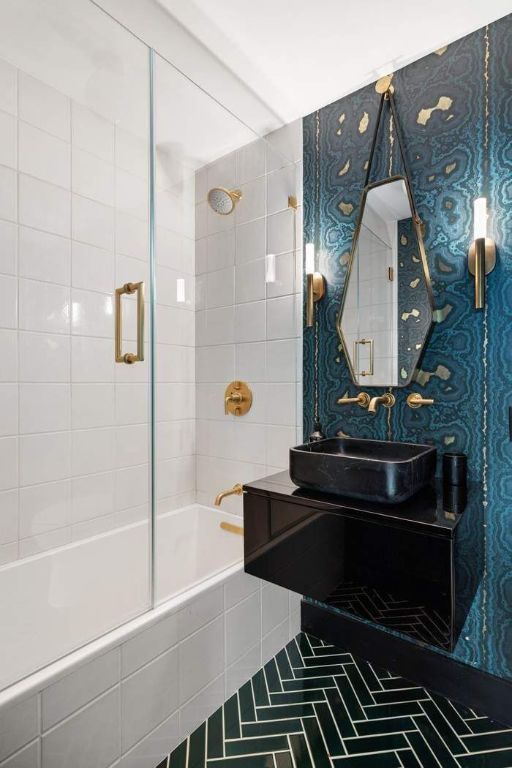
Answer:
[305, 243, 325, 327]
[468, 197, 496, 310]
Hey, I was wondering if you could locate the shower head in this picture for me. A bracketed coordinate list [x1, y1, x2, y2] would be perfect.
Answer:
[207, 187, 242, 215]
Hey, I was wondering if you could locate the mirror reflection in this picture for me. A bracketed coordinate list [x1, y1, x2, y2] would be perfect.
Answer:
[338, 176, 433, 387]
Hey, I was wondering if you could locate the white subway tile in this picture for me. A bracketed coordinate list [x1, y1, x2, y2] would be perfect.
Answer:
[0, 110, 16, 169]
[71, 288, 113, 338]
[115, 126, 147, 179]
[0, 165, 16, 222]
[0, 489, 18, 544]
[235, 258, 265, 304]
[267, 209, 295, 255]
[235, 218, 265, 266]
[19, 174, 70, 237]
[207, 153, 237, 193]
[262, 582, 289, 636]
[0, 436, 17, 491]
[267, 165, 296, 215]
[19, 121, 70, 188]
[266, 251, 295, 298]
[0, 330, 16, 381]
[42, 688, 120, 768]
[72, 148, 115, 206]
[203, 306, 235, 346]
[71, 471, 115, 523]
[116, 464, 149, 511]
[71, 428, 115, 477]
[207, 229, 235, 272]
[19, 279, 69, 334]
[19, 384, 70, 434]
[206, 267, 234, 309]
[234, 301, 265, 343]
[0, 739, 39, 768]
[178, 585, 224, 641]
[71, 384, 115, 429]
[19, 477, 70, 540]
[72, 194, 114, 251]
[265, 425, 295, 468]
[262, 619, 290, 666]
[121, 646, 178, 752]
[118, 711, 179, 768]
[0, 384, 17, 437]
[157, 455, 195, 500]
[42, 648, 120, 731]
[0, 60, 17, 116]
[235, 177, 265, 225]
[156, 421, 195, 461]
[115, 384, 149, 426]
[0, 694, 39, 762]
[237, 139, 266, 185]
[225, 643, 261, 699]
[71, 336, 114, 383]
[72, 241, 114, 295]
[157, 344, 195, 384]
[0, 541, 18, 566]
[178, 616, 224, 705]
[19, 226, 71, 285]
[0, 219, 16, 275]
[266, 339, 296, 382]
[116, 169, 148, 222]
[116, 424, 149, 469]
[121, 613, 178, 678]
[72, 103, 114, 163]
[20, 432, 71, 486]
[265, 383, 296, 426]
[235, 342, 265, 383]
[19, 72, 70, 140]
[196, 345, 234, 383]
[116, 212, 148, 261]
[267, 295, 296, 340]
[226, 591, 261, 666]
[179, 674, 225, 740]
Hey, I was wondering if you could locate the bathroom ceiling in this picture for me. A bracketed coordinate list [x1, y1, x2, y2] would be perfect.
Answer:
[157, 0, 511, 124]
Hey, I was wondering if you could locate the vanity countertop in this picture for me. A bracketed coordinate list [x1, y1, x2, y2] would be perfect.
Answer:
[244, 470, 480, 540]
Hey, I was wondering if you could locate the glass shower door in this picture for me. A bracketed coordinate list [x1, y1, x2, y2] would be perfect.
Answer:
[0, 0, 152, 690]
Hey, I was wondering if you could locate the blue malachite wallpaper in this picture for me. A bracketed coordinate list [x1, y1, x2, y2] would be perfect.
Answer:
[303, 14, 512, 680]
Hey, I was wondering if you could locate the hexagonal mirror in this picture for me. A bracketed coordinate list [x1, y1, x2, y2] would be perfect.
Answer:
[337, 175, 433, 387]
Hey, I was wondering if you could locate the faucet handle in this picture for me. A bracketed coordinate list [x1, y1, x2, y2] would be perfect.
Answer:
[407, 392, 434, 409]
[337, 392, 370, 409]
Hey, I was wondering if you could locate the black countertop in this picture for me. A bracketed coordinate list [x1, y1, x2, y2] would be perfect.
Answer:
[244, 471, 479, 539]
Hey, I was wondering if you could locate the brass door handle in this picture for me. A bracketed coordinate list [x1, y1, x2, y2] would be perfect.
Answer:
[115, 282, 144, 364]
[407, 392, 434, 409]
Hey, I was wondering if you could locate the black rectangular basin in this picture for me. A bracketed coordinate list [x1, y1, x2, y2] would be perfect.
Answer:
[290, 437, 436, 504]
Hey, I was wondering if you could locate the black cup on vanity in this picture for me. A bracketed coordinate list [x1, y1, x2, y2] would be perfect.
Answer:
[443, 452, 468, 487]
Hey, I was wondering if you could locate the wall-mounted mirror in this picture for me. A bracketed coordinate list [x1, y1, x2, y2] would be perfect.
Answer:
[337, 176, 433, 387]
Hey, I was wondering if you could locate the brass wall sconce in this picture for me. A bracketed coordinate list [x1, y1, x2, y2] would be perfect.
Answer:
[468, 197, 496, 310]
[305, 243, 325, 327]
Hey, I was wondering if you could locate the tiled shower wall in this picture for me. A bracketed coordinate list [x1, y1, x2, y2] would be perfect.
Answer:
[0, 56, 152, 565]
[194, 121, 303, 514]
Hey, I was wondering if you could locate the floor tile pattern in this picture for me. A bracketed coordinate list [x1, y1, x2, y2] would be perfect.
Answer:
[158, 633, 512, 768]
[325, 582, 450, 649]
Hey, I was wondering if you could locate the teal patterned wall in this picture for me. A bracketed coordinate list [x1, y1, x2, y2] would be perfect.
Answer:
[303, 14, 512, 680]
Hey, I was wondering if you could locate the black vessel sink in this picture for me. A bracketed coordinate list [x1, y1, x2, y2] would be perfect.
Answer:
[290, 437, 436, 504]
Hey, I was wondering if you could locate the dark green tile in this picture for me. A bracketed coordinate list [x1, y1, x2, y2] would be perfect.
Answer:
[239, 680, 256, 722]
[395, 749, 422, 767]
[207, 707, 224, 759]
[224, 694, 241, 740]
[364, 701, 423, 720]
[458, 750, 512, 768]
[344, 733, 407, 755]
[302, 712, 331, 768]
[405, 730, 441, 768]
[420, 698, 467, 754]
[354, 716, 416, 737]
[344, 663, 375, 707]
[275, 752, 294, 768]
[256, 703, 315, 721]
[275, 648, 293, 681]
[335, 675, 365, 722]
[314, 702, 344, 756]
[188, 723, 206, 768]
[264, 659, 282, 693]
[208, 755, 274, 768]
[282, 676, 336, 692]
[225, 735, 289, 757]
[242, 720, 302, 738]
[285, 638, 304, 669]
[169, 740, 187, 768]
[373, 687, 428, 704]
[325, 687, 356, 739]
[289, 734, 313, 768]
[252, 670, 270, 707]
[333, 753, 402, 767]
[269, 689, 326, 706]
[462, 731, 512, 752]
[413, 713, 459, 768]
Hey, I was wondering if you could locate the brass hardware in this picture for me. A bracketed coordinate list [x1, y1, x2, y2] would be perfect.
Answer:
[353, 338, 374, 377]
[407, 392, 435, 409]
[214, 483, 243, 507]
[288, 195, 298, 210]
[115, 281, 144, 364]
[220, 521, 244, 536]
[224, 381, 252, 416]
[368, 392, 396, 415]
[337, 392, 370, 408]
[468, 237, 496, 310]
[306, 272, 326, 327]
[207, 187, 242, 215]
[388, 266, 394, 282]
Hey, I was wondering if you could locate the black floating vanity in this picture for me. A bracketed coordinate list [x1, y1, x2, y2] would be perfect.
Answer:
[243, 472, 483, 652]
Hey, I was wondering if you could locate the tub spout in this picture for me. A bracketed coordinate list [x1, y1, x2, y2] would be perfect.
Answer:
[214, 483, 243, 506]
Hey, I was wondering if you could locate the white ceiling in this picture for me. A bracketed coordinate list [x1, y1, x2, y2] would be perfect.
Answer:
[157, 0, 511, 124]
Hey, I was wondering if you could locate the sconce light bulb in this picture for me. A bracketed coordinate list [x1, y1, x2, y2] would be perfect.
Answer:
[473, 197, 487, 241]
[305, 243, 315, 275]
[265, 253, 276, 284]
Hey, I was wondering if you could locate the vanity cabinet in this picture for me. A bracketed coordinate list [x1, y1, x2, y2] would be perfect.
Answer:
[244, 472, 482, 651]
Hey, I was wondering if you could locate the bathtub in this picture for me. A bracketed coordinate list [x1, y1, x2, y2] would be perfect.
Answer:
[0, 504, 243, 693]
[0, 503, 299, 768]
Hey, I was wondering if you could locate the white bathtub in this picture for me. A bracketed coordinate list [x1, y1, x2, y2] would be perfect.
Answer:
[0, 504, 243, 693]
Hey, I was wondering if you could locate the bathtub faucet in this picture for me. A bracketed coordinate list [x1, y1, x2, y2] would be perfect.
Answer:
[214, 483, 243, 506]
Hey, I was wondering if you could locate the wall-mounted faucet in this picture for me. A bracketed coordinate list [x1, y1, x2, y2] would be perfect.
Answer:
[368, 392, 396, 415]
[214, 483, 243, 506]
[407, 393, 434, 409]
[337, 392, 370, 409]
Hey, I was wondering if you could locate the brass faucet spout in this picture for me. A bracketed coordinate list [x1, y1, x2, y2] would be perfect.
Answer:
[368, 392, 396, 415]
[214, 483, 243, 507]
